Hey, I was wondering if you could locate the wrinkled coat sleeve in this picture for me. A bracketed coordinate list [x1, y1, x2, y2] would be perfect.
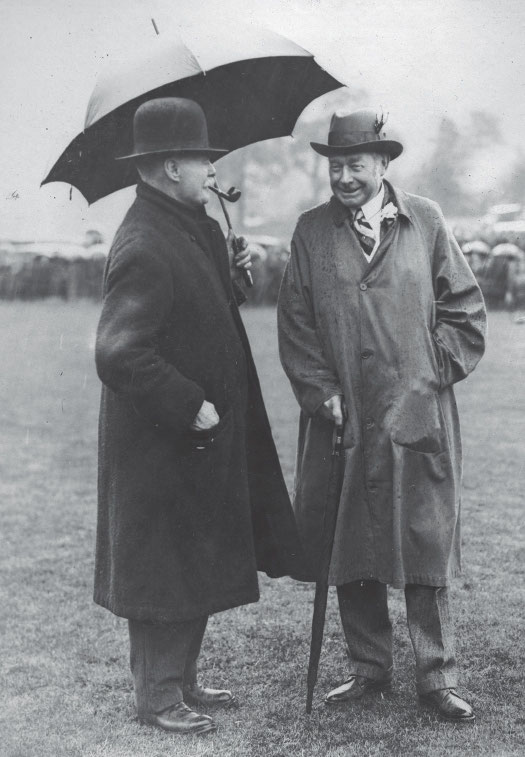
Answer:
[431, 208, 487, 388]
[96, 235, 205, 430]
[277, 223, 342, 415]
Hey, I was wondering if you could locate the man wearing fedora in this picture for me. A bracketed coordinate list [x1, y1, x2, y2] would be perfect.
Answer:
[278, 108, 486, 722]
[94, 97, 303, 735]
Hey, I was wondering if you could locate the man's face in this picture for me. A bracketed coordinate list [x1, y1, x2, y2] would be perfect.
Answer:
[175, 155, 216, 208]
[329, 151, 386, 210]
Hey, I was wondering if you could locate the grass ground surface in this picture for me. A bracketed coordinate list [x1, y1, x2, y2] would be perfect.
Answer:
[0, 301, 524, 757]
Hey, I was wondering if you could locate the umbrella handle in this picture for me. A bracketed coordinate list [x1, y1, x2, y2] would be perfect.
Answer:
[233, 238, 254, 288]
[333, 424, 344, 456]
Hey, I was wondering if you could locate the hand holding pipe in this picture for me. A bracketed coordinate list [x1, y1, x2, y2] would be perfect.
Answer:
[210, 182, 253, 288]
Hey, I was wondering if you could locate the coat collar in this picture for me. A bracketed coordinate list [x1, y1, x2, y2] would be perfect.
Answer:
[136, 180, 233, 298]
[136, 180, 227, 260]
[330, 180, 413, 227]
[136, 180, 219, 237]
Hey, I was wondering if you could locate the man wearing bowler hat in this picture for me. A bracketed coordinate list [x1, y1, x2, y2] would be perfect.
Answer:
[94, 97, 303, 735]
[278, 108, 486, 721]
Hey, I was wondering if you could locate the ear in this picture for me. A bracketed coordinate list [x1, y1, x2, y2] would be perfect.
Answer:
[381, 154, 390, 173]
[164, 157, 180, 182]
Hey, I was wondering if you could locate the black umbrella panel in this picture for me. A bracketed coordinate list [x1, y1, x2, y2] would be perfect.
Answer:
[306, 422, 345, 713]
[43, 56, 343, 204]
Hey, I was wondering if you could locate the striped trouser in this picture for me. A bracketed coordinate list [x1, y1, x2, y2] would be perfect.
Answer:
[337, 581, 457, 694]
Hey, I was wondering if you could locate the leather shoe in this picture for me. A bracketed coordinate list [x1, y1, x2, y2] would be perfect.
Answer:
[141, 701, 216, 734]
[419, 688, 475, 723]
[184, 683, 236, 707]
[325, 674, 392, 704]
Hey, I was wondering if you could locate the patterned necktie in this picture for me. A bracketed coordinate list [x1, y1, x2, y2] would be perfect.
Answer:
[352, 208, 376, 257]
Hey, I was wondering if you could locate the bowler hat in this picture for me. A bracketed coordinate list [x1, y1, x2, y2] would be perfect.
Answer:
[116, 97, 227, 160]
[311, 108, 403, 160]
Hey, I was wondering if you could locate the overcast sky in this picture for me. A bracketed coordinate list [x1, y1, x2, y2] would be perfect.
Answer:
[1, 0, 525, 241]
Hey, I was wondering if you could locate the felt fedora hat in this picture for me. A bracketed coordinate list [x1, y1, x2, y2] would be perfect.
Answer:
[116, 97, 228, 160]
[311, 108, 403, 160]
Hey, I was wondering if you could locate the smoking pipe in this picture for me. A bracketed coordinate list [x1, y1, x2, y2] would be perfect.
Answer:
[209, 184, 241, 202]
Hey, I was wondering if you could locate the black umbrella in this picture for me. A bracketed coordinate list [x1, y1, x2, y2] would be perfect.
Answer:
[306, 422, 345, 714]
[41, 22, 343, 204]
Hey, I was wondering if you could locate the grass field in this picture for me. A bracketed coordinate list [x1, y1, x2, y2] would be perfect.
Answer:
[0, 301, 524, 757]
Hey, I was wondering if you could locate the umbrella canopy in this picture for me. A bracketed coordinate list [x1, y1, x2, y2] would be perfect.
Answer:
[42, 22, 343, 204]
[492, 243, 525, 259]
[462, 240, 491, 256]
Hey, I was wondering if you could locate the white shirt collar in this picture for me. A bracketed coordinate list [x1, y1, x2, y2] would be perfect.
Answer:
[360, 183, 384, 221]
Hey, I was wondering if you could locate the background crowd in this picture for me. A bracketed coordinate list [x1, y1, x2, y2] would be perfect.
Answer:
[2, 87, 525, 310]
[1, 204, 524, 310]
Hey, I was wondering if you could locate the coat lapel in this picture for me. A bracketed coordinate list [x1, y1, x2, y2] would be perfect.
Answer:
[362, 182, 400, 272]
[330, 184, 399, 274]
[330, 198, 368, 277]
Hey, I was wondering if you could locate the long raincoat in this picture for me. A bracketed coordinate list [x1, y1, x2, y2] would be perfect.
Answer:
[277, 182, 486, 588]
[95, 181, 303, 623]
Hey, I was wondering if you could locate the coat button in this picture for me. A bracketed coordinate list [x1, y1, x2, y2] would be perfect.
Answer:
[365, 417, 375, 429]
[190, 234, 196, 242]
[361, 350, 373, 359]
[360, 283, 368, 291]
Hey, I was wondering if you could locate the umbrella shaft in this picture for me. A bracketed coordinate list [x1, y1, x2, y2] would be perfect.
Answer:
[215, 189, 253, 288]
[217, 193, 233, 231]
[305, 421, 346, 714]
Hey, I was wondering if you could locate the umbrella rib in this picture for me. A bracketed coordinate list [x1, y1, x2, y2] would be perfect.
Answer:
[42, 42, 343, 203]
[178, 30, 206, 76]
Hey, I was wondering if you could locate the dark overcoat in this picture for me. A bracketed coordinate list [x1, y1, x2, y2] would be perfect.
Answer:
[278, 182, 487, 588]
[94, 181, 303, 623]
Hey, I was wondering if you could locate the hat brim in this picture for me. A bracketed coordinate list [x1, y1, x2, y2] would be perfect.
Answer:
[310, 140, 403, 160]
[115, 147, 228, 161]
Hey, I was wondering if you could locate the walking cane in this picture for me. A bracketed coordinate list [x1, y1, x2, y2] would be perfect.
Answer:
[210, 182, 254, 288]
[306, 422, 345, 713]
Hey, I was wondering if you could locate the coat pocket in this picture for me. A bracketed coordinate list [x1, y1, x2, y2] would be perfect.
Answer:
[392, 441, 449, 482]
[177, 409, 236, 528]
[185, 408, 234, 451]
[390, 389, 445, 455]
[391, 439, 458, 579]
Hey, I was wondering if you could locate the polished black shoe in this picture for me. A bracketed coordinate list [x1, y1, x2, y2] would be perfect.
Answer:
[325, 674, 392, 704]
[141, 701, 217, 734]
[419, 688, 475, 723]
[184, 683, 236, 707]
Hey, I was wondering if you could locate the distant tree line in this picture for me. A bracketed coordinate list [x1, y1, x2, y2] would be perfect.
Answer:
[215, 92, 524, 236]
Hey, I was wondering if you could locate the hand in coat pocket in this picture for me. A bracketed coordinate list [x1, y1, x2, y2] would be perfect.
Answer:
[186, 408, 234, 451]
[320, 394, 346, 426]
[191, 400, 220, 431]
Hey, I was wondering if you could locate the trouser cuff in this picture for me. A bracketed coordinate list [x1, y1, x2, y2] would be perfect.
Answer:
[349, 663, 393, 682]
[129, 616, 207, 717]
[137, 692, 183, 719]
[416, 672, 458, 695]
